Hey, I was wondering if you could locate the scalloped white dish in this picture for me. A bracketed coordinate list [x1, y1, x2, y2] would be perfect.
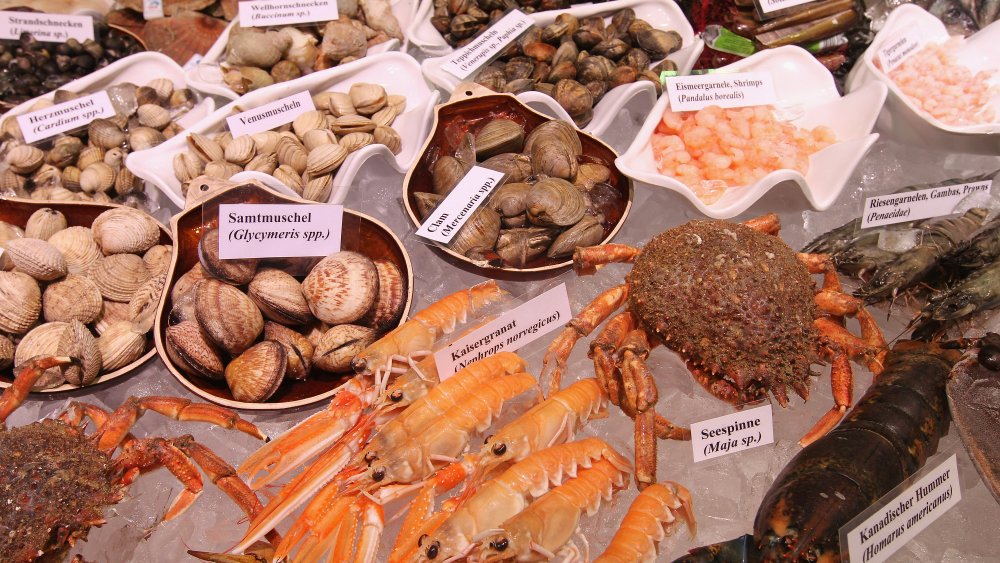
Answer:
[186, 0, 417, 100]
[617, 46, 887, 220]
[846, 4, 1000, 153]
[417, 0, 703, 145]
[129, 51, 440, 208]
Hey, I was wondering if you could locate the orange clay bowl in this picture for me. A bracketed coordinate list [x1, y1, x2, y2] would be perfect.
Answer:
[154, 183, 413, 410]
[0, 197, 170, 392]
[402, 87, 633, 274]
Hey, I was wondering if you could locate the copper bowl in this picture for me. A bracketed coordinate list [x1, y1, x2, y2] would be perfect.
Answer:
[402, 88, 633, 274]
[0, 197, 170, 392]
[154, 183, 413, 410]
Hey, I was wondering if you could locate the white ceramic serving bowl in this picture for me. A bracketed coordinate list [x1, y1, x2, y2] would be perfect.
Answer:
[616, 46, 887, 220]
[185, 0, 418, 100]
[416, 0, 703, 148]
[129, 51, 440, 208]
[846, 4, 1000, 154]
[0, 52, 216, 210]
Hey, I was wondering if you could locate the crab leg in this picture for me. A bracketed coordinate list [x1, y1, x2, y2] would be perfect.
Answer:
[589, 312, 637, 402]
[742, 213, 780, 235]
[115, 436, 205, 520]
[0, 356, 74, 428]
[541, 284, 629, 395]
[94, 397, 265, 454]
[58, 401, 111, 429]
[800, 346, 854, 447]
[573, 244, 641, 274]
[238, 378, 372, 489]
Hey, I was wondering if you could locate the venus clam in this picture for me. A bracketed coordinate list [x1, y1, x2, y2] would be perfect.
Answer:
[90, 254, 151, 302]
[91, 207, 162, 255]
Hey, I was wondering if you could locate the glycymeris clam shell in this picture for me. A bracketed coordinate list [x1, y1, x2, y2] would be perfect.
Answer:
[42, 274, 103, 324]
[0, 271, 41, 334]
[301, 251, 378, 325]
[165, 319, 225, 380]
[263, 321, 314, 380]
[313, 324, 377, 373]
[195, 279, 264, 356]
[358, 259, 407, 332]
[248, 268, 313, 325]
[225, 340, 286, 403]
[91, 207, 162, 255]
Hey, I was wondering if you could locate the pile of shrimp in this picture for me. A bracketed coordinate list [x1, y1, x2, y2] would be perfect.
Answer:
[650, 104, 836, 204]
[883, 37, 997, 126]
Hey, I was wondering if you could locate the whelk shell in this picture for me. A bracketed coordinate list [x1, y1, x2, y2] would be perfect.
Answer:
[263, 321, 313, 380]
[358, 259, 406, 332]
[48, 226, 101, 275]
[98, 320, 147, 371]
[5, 238, 67, 281]
[225, 341, 286, 402]
[0, 271, 41, 334]
[302, 251, 379, 325]
[198, 227, 259, 285]
[89, 253, 151, 302]
[195, 279, 264, 356]
[42, 274, 103, 324]
[165, 319, 225, 380]
[91, 207, 161, 255]
[248, 268, 313, 325]
[313, 324, 377, 372]
[24, 208, 67, 241]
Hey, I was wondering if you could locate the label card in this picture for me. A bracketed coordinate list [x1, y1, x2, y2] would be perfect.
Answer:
[861, 180, 991, 228]
[877, 28, 923, 73]
[441, 10, 533, 79]
[144, 0, 165, 20]
[218, 203, 343, 259]
[843, 454, 961, 563]
[238, 0, 338, 27]
[691, 404, 774, 462]
[435, 283, 572, 378]
[17, 91, 116, 144]
[415, 166, 506, 244]
[226, 91, 316, 137]
[665, 71, 777, 112]
[0, 11, 94, 42]
[757, 0, 821, 15]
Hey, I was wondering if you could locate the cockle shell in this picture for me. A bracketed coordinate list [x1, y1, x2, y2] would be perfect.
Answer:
[46, 141, 82, 168]
[339, 132, 374, 153]
[114, 167, 141, 196]
[373, 126, 401, 155]
[526, 178, 587, 227]
[198, 227, 259, 285]
[97, 320, 147, 371]
[14, 321, 69, 388]
[137, 103, 172, 130]
[43, 275, 103, 324]
[306, 143, 348, 176]
[0, 271, 41, 334]
[195, 279, 264, 356]
[302, 251, 378, 324]
[475, 119, 525, 159]
[165, 319, 225, 380]
[89, 119, 126, 149]
[0, 169, 27, 195]
[76, 146, 105, 170]
[89, 254, 151, 302]
[6, 145, 45, 174]
[129, 272, 167, 331]
[48, 227, 101, 275]
[226, 340, 286, 402]
[24, 208, 67, 240]
[58, 319, 102, 386]
[263, 321, 313, 380]
[91, 207, 161, 255]
[143, 244, 173, 276]
[358, 259, 406, 331]
[313, 324, 377, 372]
[93, 299, 131, 335]
[148, 77, 175, 101]
[32, 164, 62, 188]
[248, 268, 313, 325]
[130, 127, 167, 151]
[5, 238, 67, 281]
[80, 162, 116, 194]
[349, 83, 387, 115]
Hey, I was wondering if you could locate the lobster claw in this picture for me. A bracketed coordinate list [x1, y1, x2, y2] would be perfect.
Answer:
[947, 333, 1000, 504]
[672, 534, 759, 563]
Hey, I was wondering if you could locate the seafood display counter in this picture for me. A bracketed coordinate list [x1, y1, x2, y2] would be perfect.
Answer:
[1, 1, 1000, 562]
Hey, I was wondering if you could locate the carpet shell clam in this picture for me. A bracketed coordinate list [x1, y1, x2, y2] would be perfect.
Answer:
[155, 183, 412, 408]
[405, 94, 631, 271]
[0, 199, 171, 392]
[174, 83, 404, 202]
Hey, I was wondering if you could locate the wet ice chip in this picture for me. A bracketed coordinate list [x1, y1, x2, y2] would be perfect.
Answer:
[878, 228, 922, 253]
[105, 84, 138, 117]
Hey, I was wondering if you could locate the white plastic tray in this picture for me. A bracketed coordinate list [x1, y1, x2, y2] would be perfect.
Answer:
[185, 0, 418, 100]
[846, 4, 1000, 154]
[416, 0, 703, 145]
[617, 46, 887, 219]
[129, 51, 440, 208]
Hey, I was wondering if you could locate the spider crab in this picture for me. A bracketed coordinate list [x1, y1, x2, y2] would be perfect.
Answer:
[0, 356, 276, 562]
[541, 214, 888, 489]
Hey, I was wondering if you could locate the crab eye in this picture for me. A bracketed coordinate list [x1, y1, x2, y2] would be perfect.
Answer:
[490, 537, 509, 552]
[426, 541, 440, 559]
[492, 442, 507, 456]
[372, 467, 386, 482]
[390, 390, 404, 402]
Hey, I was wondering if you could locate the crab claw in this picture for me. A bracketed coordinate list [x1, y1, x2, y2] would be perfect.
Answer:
[0, 356, 76, 427]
